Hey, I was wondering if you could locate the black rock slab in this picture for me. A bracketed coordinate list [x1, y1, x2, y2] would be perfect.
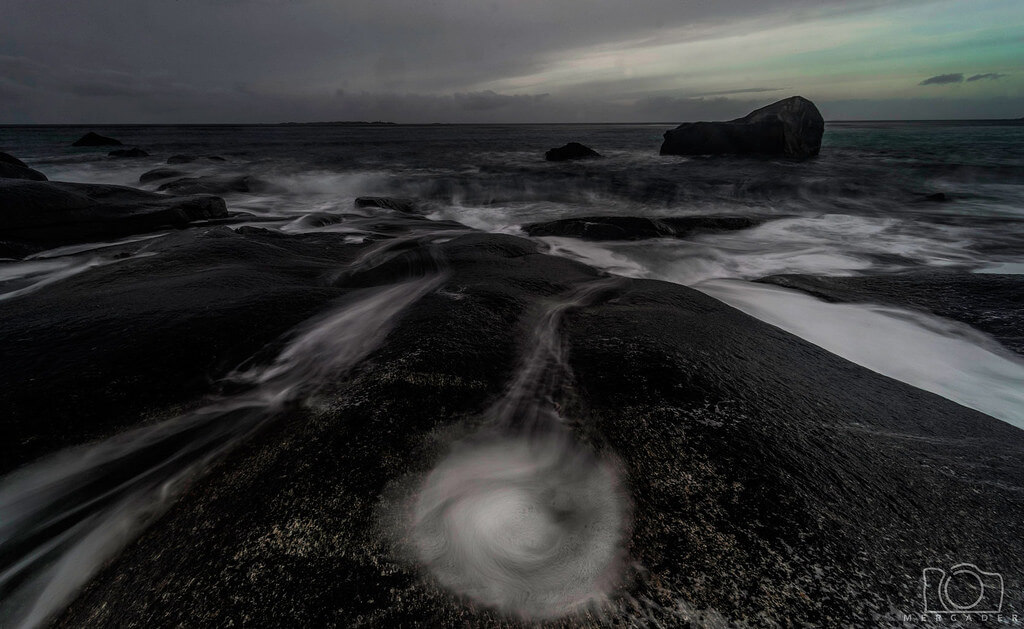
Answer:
[524, 215, 759, 240]
[661, 95, 824, 158]
[53, 233, 1024, 627]
[0, 227, 366, 473]
[0, 179, 227, 252]
[545, 142, 601, 161]
[72, 132, 123, 147]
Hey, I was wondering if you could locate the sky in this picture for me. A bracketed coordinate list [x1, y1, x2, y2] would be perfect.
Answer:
[0, 0, 1021, 123]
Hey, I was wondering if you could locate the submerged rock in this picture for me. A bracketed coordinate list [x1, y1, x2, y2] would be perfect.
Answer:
[524, 215, 759, 240]
[139, 167, 188, 184]
[72, 132, 123, 147]
[0, 179, 227, 253]
[354, 196, 419, 214]
[157, 175, 271, 195]
[545, 142, 601, 162]
[660, 96, 824, 158]
[108, 148, 150, 158]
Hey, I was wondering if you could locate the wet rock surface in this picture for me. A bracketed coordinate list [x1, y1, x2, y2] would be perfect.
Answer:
[524, 215, 760, 240]
[0, 161, 48, 181]
[0, 227, 365, 472]
[0, 180, 227, 255]
[26, 229, 1021, 627]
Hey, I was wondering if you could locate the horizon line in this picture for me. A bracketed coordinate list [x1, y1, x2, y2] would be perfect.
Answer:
[1, 118, 1022, 127]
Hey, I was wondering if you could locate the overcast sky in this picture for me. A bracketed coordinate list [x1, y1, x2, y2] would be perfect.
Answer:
[1, 0, 1021, 123]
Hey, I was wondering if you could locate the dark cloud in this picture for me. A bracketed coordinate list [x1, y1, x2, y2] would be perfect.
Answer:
[966, 73, 1006, 82]
[919, 73, 964, 86]
[0, 0, 1017, 122]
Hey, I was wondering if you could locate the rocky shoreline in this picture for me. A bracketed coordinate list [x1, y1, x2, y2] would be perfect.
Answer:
[1, 118, 1023, 627]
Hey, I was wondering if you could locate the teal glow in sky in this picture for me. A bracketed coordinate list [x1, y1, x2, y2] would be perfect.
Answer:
[1, 0, 1021, 122]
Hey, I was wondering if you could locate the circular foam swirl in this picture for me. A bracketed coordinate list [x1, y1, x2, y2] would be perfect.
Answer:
[411, 434, 628, 618]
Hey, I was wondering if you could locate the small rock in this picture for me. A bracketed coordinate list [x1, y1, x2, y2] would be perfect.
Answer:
[545, 142, 601, 162]
[72, 132, 123, 147]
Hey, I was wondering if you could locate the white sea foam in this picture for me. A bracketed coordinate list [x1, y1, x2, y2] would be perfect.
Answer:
[696, 279, 1024, 428]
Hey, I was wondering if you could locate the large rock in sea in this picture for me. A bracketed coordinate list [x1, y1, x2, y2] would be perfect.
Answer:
[72, 132, 123, 147]
[660, 96, 824, 158]
[545, 142, 600, 161]
[0, 180, 227, 253]
[0, 152, 48, 181]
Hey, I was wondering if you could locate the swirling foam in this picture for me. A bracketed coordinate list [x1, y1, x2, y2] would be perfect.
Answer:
[410, 434, 628, 619]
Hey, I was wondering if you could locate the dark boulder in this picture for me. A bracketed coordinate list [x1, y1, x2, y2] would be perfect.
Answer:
[72, 132, 123, 147]
[0, 179, 228, 253]
[545, 142, 601, 161]
[354, 196, 418, 214]
[157, 175, 271, 195]
[660, 96, 824, 158]
[0, 161, 48, 182]
[139, 167, 188, 184]
[0, 151, 29, 168]
[524, 215, 760, 240]
[108, 148, 150, 158]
